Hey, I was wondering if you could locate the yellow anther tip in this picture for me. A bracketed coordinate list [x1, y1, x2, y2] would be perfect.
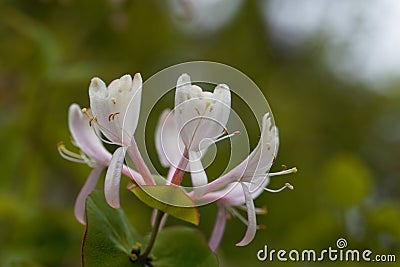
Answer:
[81, 108, 87, 113]
[206, 102, 211, 108]
[292, 167, 298, 173]
[57, 142, 65, 149]
[285, 183, 294, 190]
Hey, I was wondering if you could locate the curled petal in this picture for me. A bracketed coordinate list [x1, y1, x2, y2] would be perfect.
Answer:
[204, 113, 278, 193]
[68, 104, 111, 165]
[104, 147, 126, 208]
[236, 183, 257, 247]
[74, 166, 104, 224]
[209, 203, 227, 252]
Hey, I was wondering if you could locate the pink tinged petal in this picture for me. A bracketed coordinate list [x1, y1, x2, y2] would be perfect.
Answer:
[169, 146, 189, 185]
[236, 183, 257, 247]
[74, 166, 104, 224]
[204, 113, 278, 193]
[166, 166, 177, 184]
[68, 104, 111, 165]
[209, 203, 227, 252]
[121, 164, 145, 185]
[159, 213, 168, 230]
[189, 150, 208, 198]
[155, 109, 170, 167]
[219, 182, 246, 205]
[151, 208, 158, 227]
[104, 147, 126, 208]
[155, 109, 185, 168]
[127, 138, 155, 185]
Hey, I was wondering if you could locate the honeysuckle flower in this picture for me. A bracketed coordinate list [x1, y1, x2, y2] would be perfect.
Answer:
[199, 113, 297, 249]
[88, 73, 154, 208]
[174, 73, 231, 196]
[89, 74, 142, 146]
[58, 104, 144, 224]
[155, 105, 295, 249]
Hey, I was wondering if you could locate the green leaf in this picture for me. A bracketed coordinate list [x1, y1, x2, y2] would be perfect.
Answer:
[83, 191, 217, 267]
[83, 191, 143, 267]
[151, 227, 218, 267]
[129, 185, 199, 226]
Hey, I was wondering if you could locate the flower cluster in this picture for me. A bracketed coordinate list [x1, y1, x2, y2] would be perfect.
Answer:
[58, 72, 296, 251]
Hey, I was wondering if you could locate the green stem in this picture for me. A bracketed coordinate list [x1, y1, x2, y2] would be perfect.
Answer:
[142, 210, 164, 259]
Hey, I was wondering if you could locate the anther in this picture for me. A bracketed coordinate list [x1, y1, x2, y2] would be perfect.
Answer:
[57, 142, 65, 150]
[264, 182, 294, 193]
[255, 206, 267, 215]
[57, 142, 86, 164]
[194, 106, 201, 115]
[111, 97, 117, 104]
[89, 116, 97, 127]
[214, 130, 240, 143]
[285, 183, 294, 190]
[257, 225, 266, 230]
[268, 167, 297, 177]
[108, 112, 120, 122]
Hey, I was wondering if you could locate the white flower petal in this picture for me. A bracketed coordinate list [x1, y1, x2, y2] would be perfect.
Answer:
[74, 166, 104, 225]
[89, 73, 142, 145]
[68, 104, 111, 165]
[104, 147, 126, 208]
[208, 203, 227, 252]
[189, 150, 208, 198]
[155, 109, 185, 168]
[175, 73, 231, 152]
[204, 113, 278, 193]
[236, 183, 257, 247]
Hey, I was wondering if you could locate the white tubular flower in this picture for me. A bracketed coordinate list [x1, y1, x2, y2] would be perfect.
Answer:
[88, 73, 155, 207]
[175, 73, 230, 152]
[89, 73, 142, 146]
[195, 113, 296, 250]
[58, 104, 144, 224]
[155, 109, 185, 183]
[174, 73, 231, 196]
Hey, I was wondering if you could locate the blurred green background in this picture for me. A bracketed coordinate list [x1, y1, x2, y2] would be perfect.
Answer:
[1, 0, 399, 266]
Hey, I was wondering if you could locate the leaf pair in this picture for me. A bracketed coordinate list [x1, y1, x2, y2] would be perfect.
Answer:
[83, 191, 217, 267]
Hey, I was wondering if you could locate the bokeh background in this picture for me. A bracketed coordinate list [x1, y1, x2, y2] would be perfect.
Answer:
[1, 0, 399, 266]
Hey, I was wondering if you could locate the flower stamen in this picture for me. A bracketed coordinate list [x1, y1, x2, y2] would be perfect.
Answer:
[237, 205, 267, 215]
[57, 142, 86, 164]
[268, 167, 297, 177]
[214, 130, 240, 143]
[264, 182, 294, 193]
[226, 206, 248, 226]
[108, 112, 120, 122]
